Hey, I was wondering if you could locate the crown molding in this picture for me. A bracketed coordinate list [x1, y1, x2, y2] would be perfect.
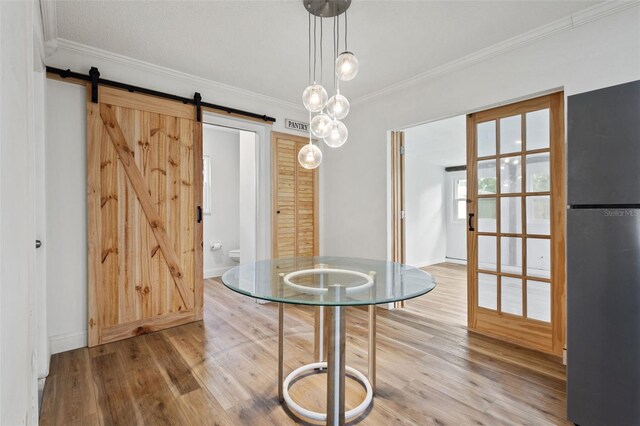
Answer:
[53, 38, 306, 112]
[352, 1, 639, 106]
[39, 0, 58, 56]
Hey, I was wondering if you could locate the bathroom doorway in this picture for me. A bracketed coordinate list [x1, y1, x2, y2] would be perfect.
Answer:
[201, 119, 260, 279]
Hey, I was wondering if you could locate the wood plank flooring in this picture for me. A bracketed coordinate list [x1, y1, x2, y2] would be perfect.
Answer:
[40, 263, 568, 425]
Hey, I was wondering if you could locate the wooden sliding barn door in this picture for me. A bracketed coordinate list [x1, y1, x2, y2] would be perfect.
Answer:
[271, 132, 319, 258]
[467, 92, 565, 355]
[87, 86, 203, 347]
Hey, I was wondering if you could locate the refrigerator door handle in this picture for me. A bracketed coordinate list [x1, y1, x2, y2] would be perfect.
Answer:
[468, 213, 475, 231]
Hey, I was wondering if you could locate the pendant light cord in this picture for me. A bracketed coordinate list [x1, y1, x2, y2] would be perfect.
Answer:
[308, 12, 311, 85]
[313, 16, 317, 83]
[345, 9, 348, 51]
[309, 110, 312, 144]
[320, 16, 323, 85]
[333, 16, 338, 91]
[335, 14, 341, 93]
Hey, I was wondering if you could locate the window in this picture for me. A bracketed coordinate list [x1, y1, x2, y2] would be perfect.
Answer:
[453, 178, 467, 221]
[203, 155, 211, 215]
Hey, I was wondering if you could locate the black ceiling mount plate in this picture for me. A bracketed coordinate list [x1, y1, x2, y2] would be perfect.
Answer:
[303, 0, 351, 18]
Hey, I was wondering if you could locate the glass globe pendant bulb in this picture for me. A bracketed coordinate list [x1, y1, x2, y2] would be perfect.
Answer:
[302, 83, 328, 113]
[298, 143, 323, 169]
[326, 93, 350, 120]
[336, 51, 359, 81]
[323, 120, 348, 148]
[310, 113, 332, 138]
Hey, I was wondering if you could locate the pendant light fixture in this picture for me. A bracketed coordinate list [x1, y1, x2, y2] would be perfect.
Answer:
[336, 52, 359, 81]
[299, 0, 359, 169]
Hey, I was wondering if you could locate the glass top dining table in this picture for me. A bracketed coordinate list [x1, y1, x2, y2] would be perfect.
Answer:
[221, 256, 436, 425]
[221, 256, 436, 306]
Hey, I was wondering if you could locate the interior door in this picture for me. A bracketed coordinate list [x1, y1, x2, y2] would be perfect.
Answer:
[466, 92, 565, 355]
[271, 132, 319, 258]
[87, 85, 203, 347]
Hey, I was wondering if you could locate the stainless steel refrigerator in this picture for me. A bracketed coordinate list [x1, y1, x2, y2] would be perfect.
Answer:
[567, 80, 640, 426]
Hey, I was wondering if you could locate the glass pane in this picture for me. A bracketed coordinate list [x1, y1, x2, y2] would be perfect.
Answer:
[456, 179, 467, 199]
[526, 153, 550, 193]
[478, 236, 497, 271]
[477, 160, 497, 195]
[477, 198, 496, 232]
[500, 156, 522, 194]
[477, 121, 496, 157]
[526, 109, 550, 151]
[527, 238, 551, 279]
[501, 236, 522, 275]
[500, 115, 522, 154]
[456, 200, 466, 220]
[526, 196, 550, 235]
[501, 277, 523, 316]
[501, 197, 522, 234]
[478, 273, 497, 310]
[527, 280, 551, 322]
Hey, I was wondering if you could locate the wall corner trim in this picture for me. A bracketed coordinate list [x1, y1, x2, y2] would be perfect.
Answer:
[52, 38, 306, 112]
[351, 1, 639, 106]
[39, 0, 58, 56]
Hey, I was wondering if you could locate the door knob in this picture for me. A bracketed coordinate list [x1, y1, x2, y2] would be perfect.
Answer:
[35, 240, 42, 249]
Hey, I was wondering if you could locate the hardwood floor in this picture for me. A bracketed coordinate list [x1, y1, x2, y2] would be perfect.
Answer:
[40, 263, 568, 425]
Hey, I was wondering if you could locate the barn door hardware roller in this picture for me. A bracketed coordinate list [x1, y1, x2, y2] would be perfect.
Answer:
[194, 92, 202, 122]
[89, 67, 100, 103]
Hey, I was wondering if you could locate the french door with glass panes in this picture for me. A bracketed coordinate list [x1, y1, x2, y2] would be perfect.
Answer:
[466, 93, 565, 355]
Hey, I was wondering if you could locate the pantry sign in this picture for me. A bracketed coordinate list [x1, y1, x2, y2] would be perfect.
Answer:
[285, 118, 309, 132]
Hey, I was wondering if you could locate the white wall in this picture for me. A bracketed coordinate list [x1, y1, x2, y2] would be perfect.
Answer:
[404, 143, 446, 267]
[321, 6, 640, 261]
[445, 170, 467, 262]
[239, 130, 257, 265]
[45, 80, 87, 354]
[0, 0, 40, 423]
[44, 42, 307, 354]
[203, 125, 240, 278]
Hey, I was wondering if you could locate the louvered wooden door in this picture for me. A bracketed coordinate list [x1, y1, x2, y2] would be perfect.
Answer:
[272, 132, 319, 258]
[87, 86, 203, 347]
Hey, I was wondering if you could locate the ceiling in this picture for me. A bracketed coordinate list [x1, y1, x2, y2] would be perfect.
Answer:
[55, 1, 600, 105]
[404, 115, 466, 167]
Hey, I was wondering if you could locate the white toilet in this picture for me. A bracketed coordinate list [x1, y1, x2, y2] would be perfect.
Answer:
[229, 249, 240, 263]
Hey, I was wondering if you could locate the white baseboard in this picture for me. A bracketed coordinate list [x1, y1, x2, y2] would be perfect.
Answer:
[410, 258, 447, 269]
[204, 266, 235, 279]
[49, 331, 87, 354]
[38, 378, 46, 412]
[445, 257, 467, 265]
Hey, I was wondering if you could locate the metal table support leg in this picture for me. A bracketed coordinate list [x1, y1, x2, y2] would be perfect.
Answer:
[315, 306, 326, 363]
[326, 306, 346, 426]
[278, 302, 284, 402]
[368, 304, 376, 393]
[280, 275, 376, 425]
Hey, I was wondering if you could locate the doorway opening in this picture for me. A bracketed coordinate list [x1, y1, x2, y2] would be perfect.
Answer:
[201, 123, 258, 279]
[390, 92, 565, 356]
[395, 115, 468, 326]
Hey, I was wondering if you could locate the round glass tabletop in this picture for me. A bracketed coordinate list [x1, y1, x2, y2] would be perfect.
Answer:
[221, 256, 436, 306]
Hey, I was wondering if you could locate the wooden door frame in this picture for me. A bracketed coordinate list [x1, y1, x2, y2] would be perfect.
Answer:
[270, 131, 320, 258]
[466, 92, 566, 356]
[390, 131, 406, 308]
